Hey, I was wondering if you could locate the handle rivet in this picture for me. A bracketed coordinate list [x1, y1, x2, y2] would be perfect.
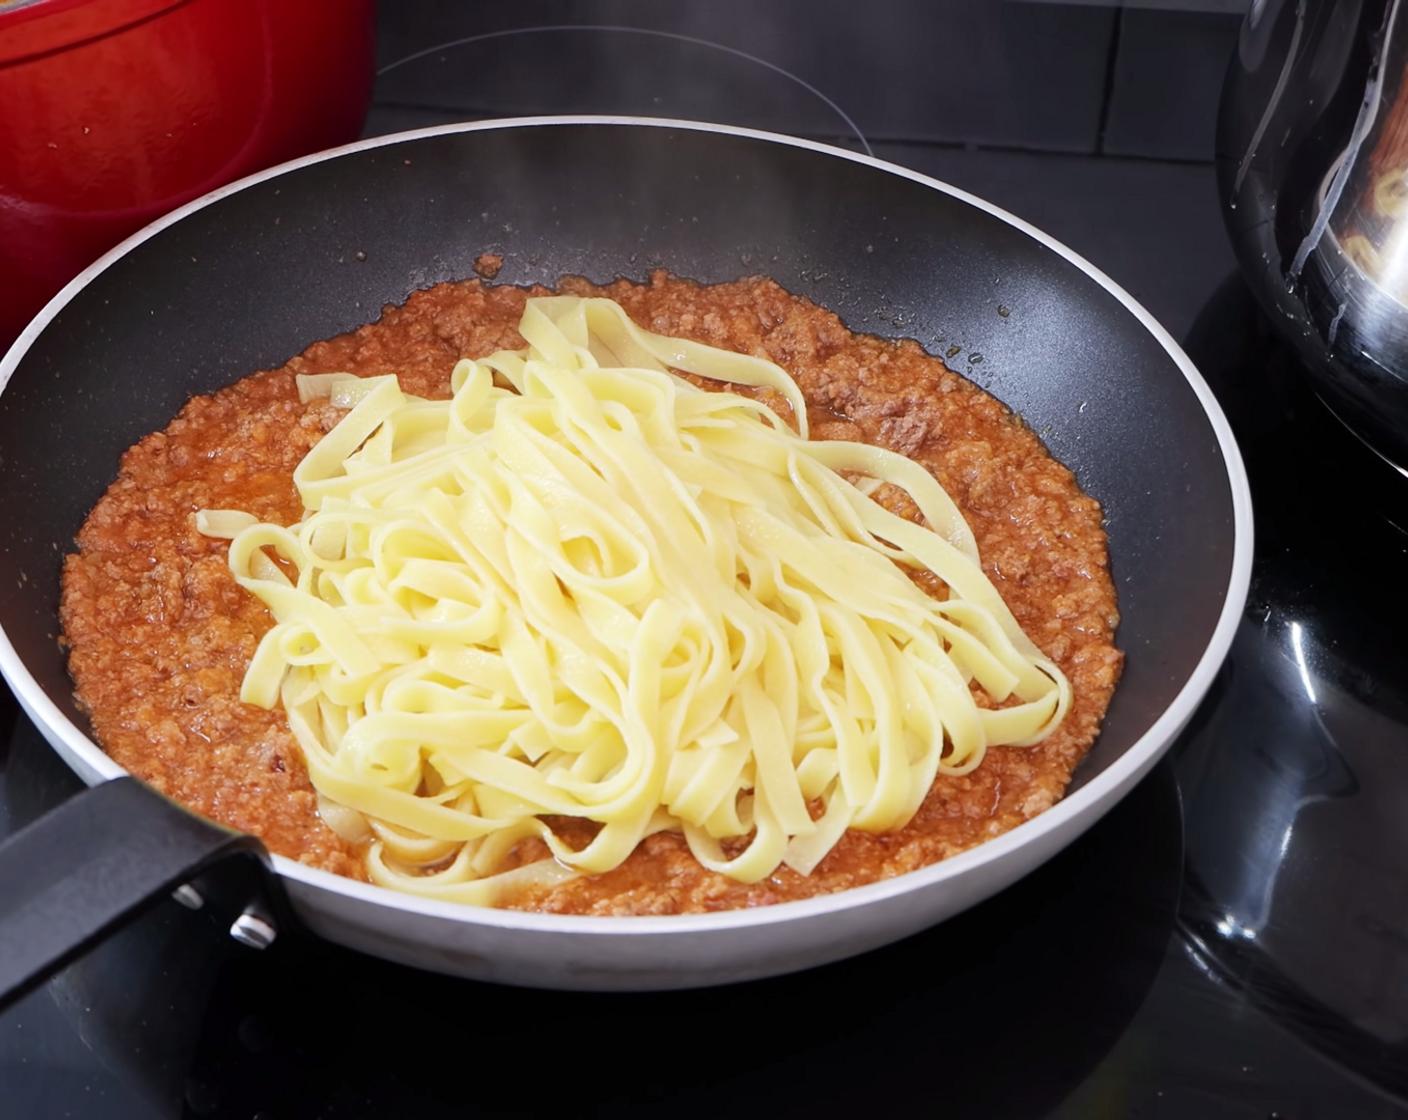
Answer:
[171, 884, 205, 910]
[229, 912, 277, 950]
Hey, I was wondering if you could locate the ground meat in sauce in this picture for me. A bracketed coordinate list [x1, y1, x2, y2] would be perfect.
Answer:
[60, 272, 1123, 914]
[473, 252, 504, 280]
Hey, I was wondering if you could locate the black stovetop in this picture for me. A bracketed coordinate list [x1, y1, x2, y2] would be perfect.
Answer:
[5, 5, 1408, 1116]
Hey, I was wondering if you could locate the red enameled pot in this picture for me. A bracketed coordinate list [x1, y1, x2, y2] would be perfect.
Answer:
[0, 0, 376, 348]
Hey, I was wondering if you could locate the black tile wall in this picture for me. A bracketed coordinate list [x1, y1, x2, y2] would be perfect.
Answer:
[1101, 8, 1243, 160]
[373, 0, 1118, 152]
[366, 1, 1248, 341]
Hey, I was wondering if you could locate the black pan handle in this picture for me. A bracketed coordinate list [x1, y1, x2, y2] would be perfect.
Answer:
[0, 776, 271, 1013]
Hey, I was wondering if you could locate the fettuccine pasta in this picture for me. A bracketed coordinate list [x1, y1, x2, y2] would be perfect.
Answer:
[199, 295, 1070, 905]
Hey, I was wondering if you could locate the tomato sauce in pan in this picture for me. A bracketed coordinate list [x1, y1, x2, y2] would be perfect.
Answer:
[60, 273, 1122, 913]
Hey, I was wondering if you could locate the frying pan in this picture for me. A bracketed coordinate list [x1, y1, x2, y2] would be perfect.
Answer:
[0, 118, 1252, 1000]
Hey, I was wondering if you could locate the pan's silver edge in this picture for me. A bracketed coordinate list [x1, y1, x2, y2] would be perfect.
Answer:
[0, 115, 1253, 940]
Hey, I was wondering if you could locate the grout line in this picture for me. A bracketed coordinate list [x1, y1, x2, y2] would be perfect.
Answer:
[1095, 5, 1126, 156]
[1017, 0, 1248, 10]
[373, 24, 872, 156]
[362, 103, 872, 150]
[822, 134, 1218, 169]
[363, 102, 1219, 168]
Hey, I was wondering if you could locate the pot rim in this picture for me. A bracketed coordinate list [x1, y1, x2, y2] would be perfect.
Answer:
[0, 0, 189, 67]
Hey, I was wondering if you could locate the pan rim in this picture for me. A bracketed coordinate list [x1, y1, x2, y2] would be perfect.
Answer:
[0, 114, 1253, 934]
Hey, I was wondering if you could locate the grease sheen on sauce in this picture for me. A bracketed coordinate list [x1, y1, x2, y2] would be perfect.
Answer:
[60, 274, 1122, 914]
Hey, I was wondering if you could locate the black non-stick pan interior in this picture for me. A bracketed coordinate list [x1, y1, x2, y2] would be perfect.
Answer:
[0, 120, 1236, 792]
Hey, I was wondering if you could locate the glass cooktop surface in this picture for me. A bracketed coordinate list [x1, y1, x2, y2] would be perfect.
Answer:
[4, 8, 1408, 1117]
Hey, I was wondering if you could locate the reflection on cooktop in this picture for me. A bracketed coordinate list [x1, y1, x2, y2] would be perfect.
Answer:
[3, 710, 1179, 1118]
[370, 25, 870, 153]
[1178, 273, 1408, 1100]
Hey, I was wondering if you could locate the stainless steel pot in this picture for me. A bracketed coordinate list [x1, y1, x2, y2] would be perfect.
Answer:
[1220, 0, 1408, 471]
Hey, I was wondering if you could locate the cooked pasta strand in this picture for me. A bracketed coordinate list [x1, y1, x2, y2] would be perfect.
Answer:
[204, 296, 1070, 901]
